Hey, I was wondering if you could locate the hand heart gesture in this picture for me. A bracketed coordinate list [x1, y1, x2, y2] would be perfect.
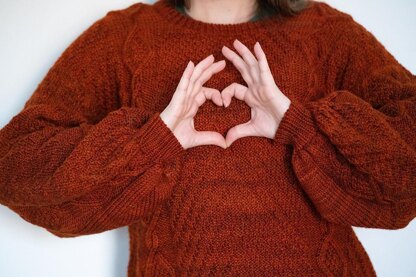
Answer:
[160, 40, 291, 150]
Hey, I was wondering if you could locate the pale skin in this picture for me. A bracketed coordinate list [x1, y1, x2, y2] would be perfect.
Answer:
[159, 0, 292, 149]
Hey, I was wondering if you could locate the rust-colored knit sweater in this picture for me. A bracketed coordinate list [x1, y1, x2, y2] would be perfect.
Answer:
[1, 0, 415, 276]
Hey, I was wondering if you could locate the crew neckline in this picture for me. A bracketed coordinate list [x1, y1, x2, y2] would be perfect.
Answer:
[174, 1, 274, 23]
[153, 0, 294, 34]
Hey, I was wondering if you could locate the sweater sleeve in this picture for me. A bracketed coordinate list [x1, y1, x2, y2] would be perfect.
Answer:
[273, 15, 416, 229]
[0, 9, 185, 237]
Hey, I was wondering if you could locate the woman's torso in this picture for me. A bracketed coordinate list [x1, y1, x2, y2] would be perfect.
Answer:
[119, 1, 377, 275]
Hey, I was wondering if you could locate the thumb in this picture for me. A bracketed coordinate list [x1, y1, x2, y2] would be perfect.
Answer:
[193, 131, 227, 149]
[225, 121, 255, 147]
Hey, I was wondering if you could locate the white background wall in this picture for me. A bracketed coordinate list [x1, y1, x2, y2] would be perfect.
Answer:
[0, 0, 415, 276]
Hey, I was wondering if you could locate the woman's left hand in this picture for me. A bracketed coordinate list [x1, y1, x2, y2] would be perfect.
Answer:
[221, 39, 292, 147]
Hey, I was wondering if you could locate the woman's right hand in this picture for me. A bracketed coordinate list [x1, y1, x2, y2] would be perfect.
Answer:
[160, 54, 227, 150]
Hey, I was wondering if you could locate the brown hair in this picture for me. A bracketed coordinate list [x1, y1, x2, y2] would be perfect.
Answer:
[168, 0, 311, 17]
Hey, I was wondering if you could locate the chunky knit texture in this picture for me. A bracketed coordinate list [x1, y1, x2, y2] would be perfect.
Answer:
[1, 0, 415, 276]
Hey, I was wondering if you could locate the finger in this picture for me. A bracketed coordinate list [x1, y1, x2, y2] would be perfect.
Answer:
[202, 87, 224, 107]
[221, 82, 249, 108]
[225, 121, 257, 147]
[185, 54, 215, 108]
[173, 60, 194, 102]
[233, 39, 260, 83]
[193, 131, 227, 149]
[221, 45, 253, 86]
[253, 42, 275, 84]
[168, 60, 195, 113]
[190, 60, 226, 100]
[188, 87, 222, 117]
[178, 60, 194, 91]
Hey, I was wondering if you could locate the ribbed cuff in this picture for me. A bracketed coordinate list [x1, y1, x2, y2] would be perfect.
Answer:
[274, 99, 317, 149]
[139, 112, 186, 162]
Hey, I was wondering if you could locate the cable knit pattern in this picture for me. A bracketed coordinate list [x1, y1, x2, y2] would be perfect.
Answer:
[0, 0, 415, 276]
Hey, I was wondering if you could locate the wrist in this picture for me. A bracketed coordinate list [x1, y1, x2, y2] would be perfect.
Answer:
[160, 109, 176, 132]
[270, 95, 291, 124]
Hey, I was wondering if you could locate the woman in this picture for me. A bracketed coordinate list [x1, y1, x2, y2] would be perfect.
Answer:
[0, 0, 415, 276]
